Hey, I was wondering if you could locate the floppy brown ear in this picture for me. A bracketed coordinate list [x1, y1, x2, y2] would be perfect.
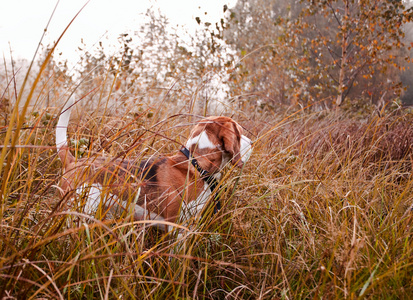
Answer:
[219, 122, 243, 167]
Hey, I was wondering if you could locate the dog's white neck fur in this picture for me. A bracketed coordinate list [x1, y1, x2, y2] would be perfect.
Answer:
[186, 131, 216, 150]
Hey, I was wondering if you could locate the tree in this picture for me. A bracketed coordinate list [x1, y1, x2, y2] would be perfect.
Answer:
[223, 0, 306, 108]
[302, 0, 413, 107]
[222, 0, 413, 109]
[70, 8, 238, 115]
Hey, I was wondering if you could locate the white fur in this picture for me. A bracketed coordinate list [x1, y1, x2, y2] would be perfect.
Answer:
[75, 184, 165, 225]
[56, 98, 74, 150]
[240, 135, 252, 163]
[170, 180, 214, 241]
[179, 181, 212, 222]
[75, 183, 103, 215]
[186, 131, 216, 150]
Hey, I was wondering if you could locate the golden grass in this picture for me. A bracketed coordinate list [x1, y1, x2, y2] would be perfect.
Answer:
[2, 80, 413, 299]
[1, 15, 413, 297]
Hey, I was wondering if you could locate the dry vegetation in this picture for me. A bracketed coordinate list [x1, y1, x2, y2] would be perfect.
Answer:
[2, 82, 413, 299]
[2, 1, 413, 298]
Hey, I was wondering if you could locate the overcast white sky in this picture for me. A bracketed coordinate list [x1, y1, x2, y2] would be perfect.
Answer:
[0, 0, 235, 64]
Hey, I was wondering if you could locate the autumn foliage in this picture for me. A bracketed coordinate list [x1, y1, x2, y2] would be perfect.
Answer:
[1, 0, 413, 298]
[221, 0, 413, 108]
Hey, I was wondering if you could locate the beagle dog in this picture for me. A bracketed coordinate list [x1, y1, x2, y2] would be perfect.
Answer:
[55, 100, 252, 231]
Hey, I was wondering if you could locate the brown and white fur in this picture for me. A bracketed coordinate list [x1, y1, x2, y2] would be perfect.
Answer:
[56, 99, 252, 231]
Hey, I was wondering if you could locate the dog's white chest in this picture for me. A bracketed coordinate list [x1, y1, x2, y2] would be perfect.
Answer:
[179, 182, 212, 222]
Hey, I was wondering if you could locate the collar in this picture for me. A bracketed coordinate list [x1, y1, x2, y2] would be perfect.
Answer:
[180, 147, 221, 213]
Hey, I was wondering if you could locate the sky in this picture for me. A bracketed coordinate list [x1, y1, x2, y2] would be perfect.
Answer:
[0, 0, 235, 65]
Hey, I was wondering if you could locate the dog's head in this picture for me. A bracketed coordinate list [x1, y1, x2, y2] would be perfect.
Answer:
[185, 116, 252, 171]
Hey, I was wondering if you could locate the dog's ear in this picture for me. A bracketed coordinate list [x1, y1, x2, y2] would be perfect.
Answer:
[219, 122, 243, 167]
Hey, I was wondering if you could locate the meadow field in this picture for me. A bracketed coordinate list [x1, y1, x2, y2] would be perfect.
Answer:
[1, 71, 413, 299]
[2, 0, 413, 298]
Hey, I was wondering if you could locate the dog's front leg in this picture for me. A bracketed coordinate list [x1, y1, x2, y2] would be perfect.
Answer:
[169, 183, 212, 260]
[132, 202, 166, 230]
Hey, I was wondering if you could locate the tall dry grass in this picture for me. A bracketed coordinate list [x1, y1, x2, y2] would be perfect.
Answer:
[1, 12, 413, 297]
[2, 74, 413, 299]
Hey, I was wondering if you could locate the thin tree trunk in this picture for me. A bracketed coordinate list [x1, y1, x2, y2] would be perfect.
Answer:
[336, 0, 350, 107]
